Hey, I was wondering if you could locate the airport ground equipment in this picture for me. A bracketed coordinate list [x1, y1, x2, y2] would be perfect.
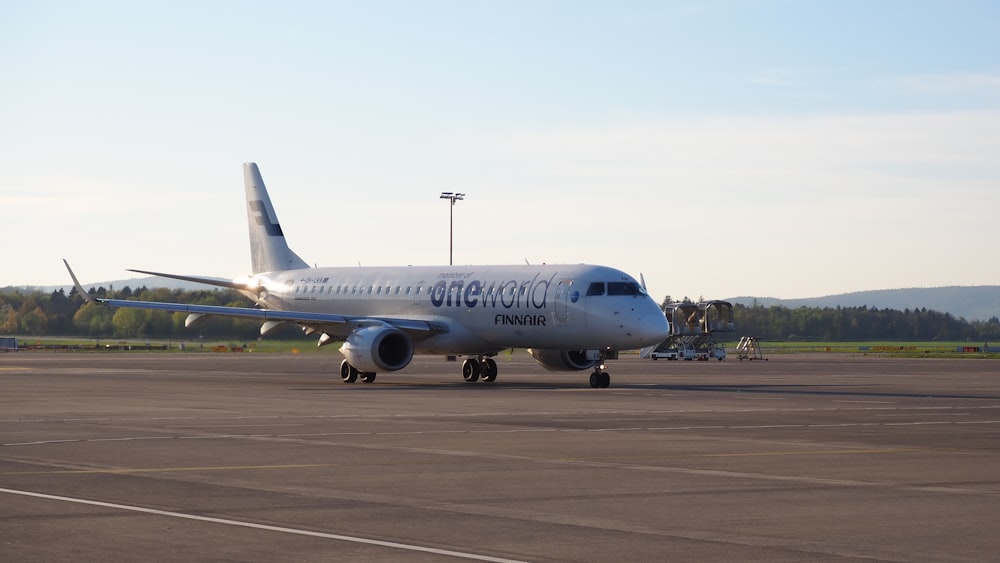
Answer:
[647, 300, 734, 361]
[650, 349, 679, 360]
[736, 336, 767, 361]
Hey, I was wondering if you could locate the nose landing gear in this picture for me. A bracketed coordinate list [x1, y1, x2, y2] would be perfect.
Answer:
[589, 367, 611, 388]
[589, 350, 611, 388]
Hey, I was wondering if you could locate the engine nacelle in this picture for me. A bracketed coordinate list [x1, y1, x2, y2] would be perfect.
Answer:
[340, 326, 413, 373]
[528, 349, 598, 372]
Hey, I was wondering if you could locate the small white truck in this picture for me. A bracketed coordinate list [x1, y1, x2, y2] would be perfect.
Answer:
[651, 343, 726, 361]
[650, 349, 679, 360]
[702, 344, 726, 361]
[711, 345, 727, 361]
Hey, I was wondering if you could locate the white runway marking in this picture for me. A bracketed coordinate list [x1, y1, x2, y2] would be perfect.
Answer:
[835, 400, 895, 404]
[6, 419, 1000, 448]
[0, 487, 527, 563]
[5, 405, 1000, 448]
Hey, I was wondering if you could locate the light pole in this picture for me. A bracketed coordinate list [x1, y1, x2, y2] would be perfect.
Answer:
[439, 192, 465, 265]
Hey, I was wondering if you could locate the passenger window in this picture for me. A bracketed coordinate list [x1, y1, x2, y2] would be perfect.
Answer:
[587, 282, 605, 296]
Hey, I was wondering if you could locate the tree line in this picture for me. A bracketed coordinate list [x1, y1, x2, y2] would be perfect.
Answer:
[0, 286, 288, 340]
[2, 286, 999, 341]
[730, 302, 1000, 342]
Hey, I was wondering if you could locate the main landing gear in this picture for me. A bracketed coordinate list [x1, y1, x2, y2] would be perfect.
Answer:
[461, 356, 498, 384]
[340, 359, 376, 384]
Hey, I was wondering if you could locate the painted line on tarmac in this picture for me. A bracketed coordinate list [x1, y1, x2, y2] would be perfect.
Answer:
[4, 404, 1000, 424]
[0, 487, 527, 563]
[6, 419, 1000, 447]
[0, 446, 951, 478]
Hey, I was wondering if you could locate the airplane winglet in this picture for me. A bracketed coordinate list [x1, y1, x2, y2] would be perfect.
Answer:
[62, 259, 95, 304]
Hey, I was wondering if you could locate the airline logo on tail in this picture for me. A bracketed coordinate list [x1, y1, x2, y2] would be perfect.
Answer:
[249, 200, 284, 237]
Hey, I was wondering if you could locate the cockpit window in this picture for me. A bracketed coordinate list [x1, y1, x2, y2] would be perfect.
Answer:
[607, 282, 644, 296]
[586, 282, 605, 296]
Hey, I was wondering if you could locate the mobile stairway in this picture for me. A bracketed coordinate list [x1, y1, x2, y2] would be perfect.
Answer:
[644, 300, 734, 361]
[735, 335, 767, 361]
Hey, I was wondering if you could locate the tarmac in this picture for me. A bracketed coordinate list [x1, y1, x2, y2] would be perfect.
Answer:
[2, 351, 999, 562]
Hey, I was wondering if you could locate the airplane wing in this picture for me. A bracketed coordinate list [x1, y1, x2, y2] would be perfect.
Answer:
[64, 260, 442, 340]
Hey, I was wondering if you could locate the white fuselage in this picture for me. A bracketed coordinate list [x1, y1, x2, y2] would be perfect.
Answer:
[65, 163, 673, 385]
[244, 263, 668, 355]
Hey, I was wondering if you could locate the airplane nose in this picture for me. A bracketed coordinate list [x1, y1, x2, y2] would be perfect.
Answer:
[636, 307, 670, 346]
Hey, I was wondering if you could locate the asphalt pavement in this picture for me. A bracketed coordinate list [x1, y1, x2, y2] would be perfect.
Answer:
[2, 351, 999, 562]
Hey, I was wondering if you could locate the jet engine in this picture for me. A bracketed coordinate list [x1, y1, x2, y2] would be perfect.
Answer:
[528, 349, 598, 372]
[340, 326, 413, 373]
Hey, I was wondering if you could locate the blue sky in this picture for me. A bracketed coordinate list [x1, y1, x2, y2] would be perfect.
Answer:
[3, 0, 998, 302]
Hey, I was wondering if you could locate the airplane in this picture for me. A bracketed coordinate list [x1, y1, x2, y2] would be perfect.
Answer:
[65, 163, 670, 388]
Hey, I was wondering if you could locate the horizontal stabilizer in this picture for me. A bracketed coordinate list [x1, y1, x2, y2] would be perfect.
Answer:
[127, 269, 250, 291]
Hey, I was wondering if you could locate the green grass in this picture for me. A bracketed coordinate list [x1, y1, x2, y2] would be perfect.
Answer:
[718, 340, 996, 358]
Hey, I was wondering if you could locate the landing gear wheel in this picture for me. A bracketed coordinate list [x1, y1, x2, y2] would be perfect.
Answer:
[589, 370, 611, 388]
[462, 359, 481, 382]
[360, 372, 377, 383]
[599, 371, 611, 388]
[588, 350, 612, 388]
[340, 360, 358, 383]
[481, 358, 498, 383]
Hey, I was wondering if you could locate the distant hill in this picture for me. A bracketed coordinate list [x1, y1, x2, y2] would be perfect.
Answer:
[727, 286, 1000, 322]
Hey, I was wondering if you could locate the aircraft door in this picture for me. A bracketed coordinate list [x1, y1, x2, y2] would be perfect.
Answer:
[412, 281, 427, 307]
[554, 280, 574, 324]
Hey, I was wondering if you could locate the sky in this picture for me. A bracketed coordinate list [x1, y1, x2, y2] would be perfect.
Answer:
[3, 0, 998, 303]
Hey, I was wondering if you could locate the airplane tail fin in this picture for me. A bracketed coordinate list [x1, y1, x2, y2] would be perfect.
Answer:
[243, 162, 310, 274]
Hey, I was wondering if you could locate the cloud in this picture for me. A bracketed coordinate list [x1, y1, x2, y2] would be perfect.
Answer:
[892, 70, 1000, 95]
